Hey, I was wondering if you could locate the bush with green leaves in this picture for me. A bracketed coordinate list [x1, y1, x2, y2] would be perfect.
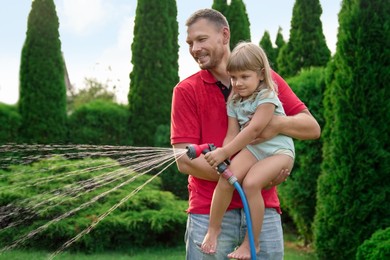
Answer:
[356, 227, 390, 260]
[68, 100, 130, 145]
[0, 104, 22, 169]
[0, 103, 21, 144]
[278, 67, 325, 245]
[0, 156, 187, 252]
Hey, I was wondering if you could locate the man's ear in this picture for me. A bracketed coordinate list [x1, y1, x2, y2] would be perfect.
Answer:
[222, 27, 230, 45]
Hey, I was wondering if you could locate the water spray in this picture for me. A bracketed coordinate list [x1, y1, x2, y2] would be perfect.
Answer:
[186, 143, 256, 260]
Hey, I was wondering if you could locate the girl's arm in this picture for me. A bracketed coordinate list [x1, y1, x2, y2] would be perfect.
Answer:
[205, 103, 274, 167]
[223, 116, 240, 146]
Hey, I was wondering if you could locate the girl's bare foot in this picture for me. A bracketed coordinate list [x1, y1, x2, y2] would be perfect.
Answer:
[201, 229, 220, 254]
[227, 242, 259, 260]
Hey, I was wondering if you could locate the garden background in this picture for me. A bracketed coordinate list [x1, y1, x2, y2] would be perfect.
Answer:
[0, 0, 388, 259]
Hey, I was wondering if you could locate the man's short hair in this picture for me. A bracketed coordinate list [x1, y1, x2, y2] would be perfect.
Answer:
[186, 8, 229, 30]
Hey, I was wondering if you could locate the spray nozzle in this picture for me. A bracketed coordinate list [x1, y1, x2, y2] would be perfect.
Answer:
[186, 143, 231, 175]
[186, 143, 216, 160]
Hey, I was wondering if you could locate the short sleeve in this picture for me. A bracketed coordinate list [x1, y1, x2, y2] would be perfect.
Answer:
[170, 84, 200, 145]
[226, 101, 236, 118]
[271, 70, 307, 115]
[254, 89, 280, 108]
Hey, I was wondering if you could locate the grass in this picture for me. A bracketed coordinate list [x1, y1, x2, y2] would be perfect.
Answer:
[0, 246, 185, 260]
[284, 227, 317, 260]
[0, 234, 316, 260]
[285, 240, 317, 260]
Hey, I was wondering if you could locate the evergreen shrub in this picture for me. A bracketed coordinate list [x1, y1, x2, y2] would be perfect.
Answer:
[356, 227, 390, 260]
[278, 67, 325, 245]
[68, 100, 130, 145]
[0, 103, 21, 144]
[0, 157, 187, 252]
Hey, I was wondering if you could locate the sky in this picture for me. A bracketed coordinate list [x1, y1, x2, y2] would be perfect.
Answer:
[0, 0, 342, 105]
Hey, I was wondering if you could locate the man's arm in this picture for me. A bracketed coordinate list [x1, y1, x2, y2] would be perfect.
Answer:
[256, 109, 321, 188]
[275, 109, 321, 140]
[253, 109, 321, 143]
[173, 143, 220, 182]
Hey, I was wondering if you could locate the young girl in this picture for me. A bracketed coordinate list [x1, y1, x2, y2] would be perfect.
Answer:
[201, 42, 295, 259]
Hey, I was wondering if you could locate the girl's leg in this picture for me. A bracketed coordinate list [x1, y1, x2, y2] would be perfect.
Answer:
[201, 148, 257, 254]
[228, 154, 294, 259]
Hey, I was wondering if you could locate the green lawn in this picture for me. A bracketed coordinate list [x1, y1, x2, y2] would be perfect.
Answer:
[0, 238, 316, 260]
[0, 247, 184, 260]
[0, 227, 315, 260]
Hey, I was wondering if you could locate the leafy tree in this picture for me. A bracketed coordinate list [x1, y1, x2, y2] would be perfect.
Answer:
[277, 0, 330, 77]
[259, 31, 277, 69]
[128, 0, 179, 146]
[19, 0, 67, 143]
[314, 0, 390, 259]
[67, 77, 116, 114]
[225, 0, 251, 49]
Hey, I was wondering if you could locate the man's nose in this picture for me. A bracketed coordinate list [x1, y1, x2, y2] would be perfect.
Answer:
[191, 42, 201, 53]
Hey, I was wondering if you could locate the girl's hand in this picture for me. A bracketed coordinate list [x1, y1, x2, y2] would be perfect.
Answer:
[204, 148, 228, 168]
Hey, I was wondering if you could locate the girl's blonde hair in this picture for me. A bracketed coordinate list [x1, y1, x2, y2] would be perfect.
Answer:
[227, 42, 276, 102]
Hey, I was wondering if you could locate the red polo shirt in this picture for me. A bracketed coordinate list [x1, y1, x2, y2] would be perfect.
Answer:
[171, 69, 306, 214]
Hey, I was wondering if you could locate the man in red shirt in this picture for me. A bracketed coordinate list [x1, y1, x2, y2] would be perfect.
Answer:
[171, 8, 320, 260]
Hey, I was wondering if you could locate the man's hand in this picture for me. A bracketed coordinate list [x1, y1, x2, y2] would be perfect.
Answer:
[248, 109, 321, 145]
[265, 168, 290, 189]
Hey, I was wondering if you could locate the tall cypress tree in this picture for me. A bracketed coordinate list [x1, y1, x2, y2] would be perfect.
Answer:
[128, 0, 179, 146]
[314, 0, 390, 259]
[275, 27, 286, 51]
[273, 27, 286, 71]
[19, 0, 67, 143]
[259, 31, 277, 69]
[277, 0, 330, 77]
[226, 0, 251, 49]
[212, 0, 228, 15]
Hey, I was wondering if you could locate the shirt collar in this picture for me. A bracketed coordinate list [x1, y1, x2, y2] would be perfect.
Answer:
[199, 70, 231, 101]
[199, 69, 217, 84]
